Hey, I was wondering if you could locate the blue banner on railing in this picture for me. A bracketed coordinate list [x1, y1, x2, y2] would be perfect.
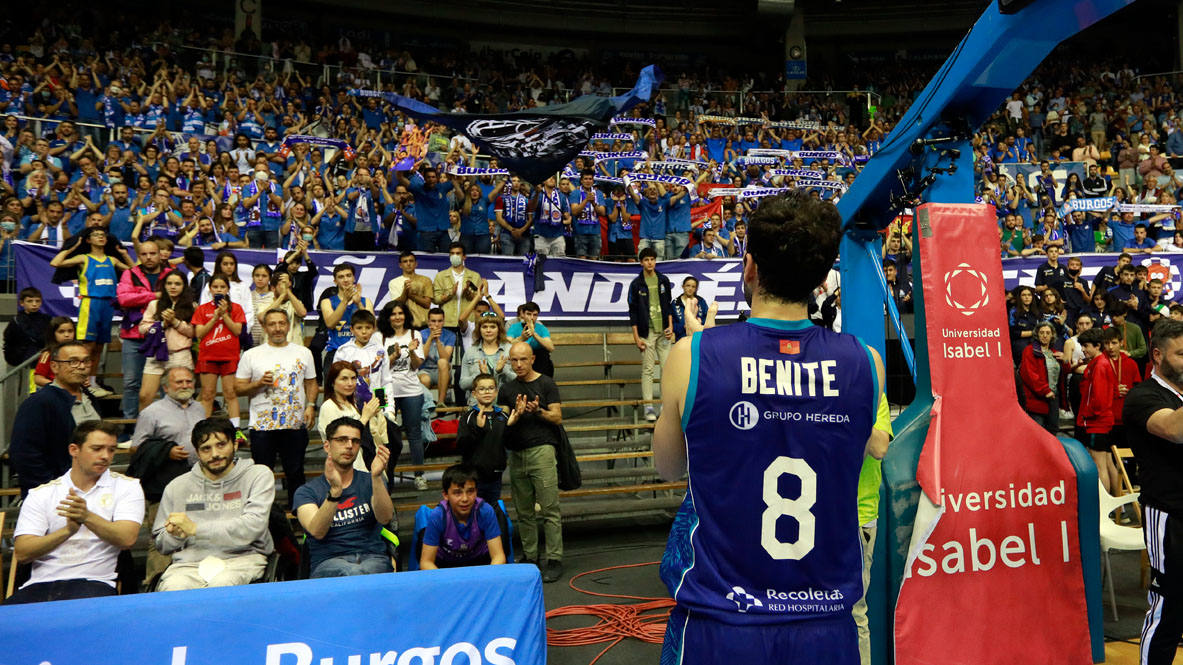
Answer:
[15, 241, 750, 322]
[25, 241, 1182, 322]
[1003, 251, 1183, 298]
[996, 160, 1087, 191]
[0, 565, 546, 665]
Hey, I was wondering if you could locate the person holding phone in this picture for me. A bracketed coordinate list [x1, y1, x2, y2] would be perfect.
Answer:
[137, 271, 196, 411]
[192, 275, 246, 425]
[376, 301, 427, 490]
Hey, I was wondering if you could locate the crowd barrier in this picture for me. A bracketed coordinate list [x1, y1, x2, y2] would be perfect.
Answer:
[18, 241, 1181, 323]
[14, 241, 750, 322]
[1, 564, 547, 665]
[1003, 251, 1183, 298]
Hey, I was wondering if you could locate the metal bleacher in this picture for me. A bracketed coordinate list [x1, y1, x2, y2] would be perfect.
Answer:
[0, 325, 686, 574]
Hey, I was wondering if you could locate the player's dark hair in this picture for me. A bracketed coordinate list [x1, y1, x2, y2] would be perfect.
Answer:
[325, 416, 364, 441]
[377, 300, 414, 337]
[441, 463, 480, 493]
[1078, 328, 1105, 346]
[156, 270, 195, 322]
[208, 274, 233, 302]
[350, 309, 377, 328]
[472, 373, 496, 390]
[183, 245, 205, 267]
[71, 420, 121, 448]
[746, 190, 842, 305]
[638, 246, 657, 261]
[191, 417, 237, 449]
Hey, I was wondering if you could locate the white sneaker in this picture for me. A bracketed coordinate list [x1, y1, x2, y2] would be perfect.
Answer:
[88, 384, 115, 398]
[414, 475, 429, 491]
[645, 407, 657, 422]
[117, 441, 132, 450]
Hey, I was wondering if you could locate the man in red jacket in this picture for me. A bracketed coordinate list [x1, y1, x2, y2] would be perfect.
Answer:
[1076, 328, 1120, 494]
[115, 238, 175, 421]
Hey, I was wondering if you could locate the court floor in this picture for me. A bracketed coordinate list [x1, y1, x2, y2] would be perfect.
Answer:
[548, 525, 1165, 665]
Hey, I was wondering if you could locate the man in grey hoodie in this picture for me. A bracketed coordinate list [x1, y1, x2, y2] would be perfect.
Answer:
[152, 418, 275, 590]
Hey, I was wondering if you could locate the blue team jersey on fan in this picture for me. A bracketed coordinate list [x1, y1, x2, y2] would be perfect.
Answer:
[660, 318, 876, 625]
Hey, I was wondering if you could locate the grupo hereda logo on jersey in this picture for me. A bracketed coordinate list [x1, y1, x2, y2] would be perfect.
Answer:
[729, 401, 760, 430]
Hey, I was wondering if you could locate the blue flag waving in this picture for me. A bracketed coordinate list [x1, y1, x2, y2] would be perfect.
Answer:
[353, 65, 663, 184]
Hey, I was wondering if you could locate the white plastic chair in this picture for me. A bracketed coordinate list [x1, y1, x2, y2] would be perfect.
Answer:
[1099, 480, 1146, 621]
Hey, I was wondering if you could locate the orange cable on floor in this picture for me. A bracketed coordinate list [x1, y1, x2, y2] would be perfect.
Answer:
[545, 561, 676, 665]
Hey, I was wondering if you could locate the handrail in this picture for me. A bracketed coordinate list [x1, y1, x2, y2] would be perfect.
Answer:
[161, 43, 478, 84]
[150, 43, 883, 114]
[1134, 70, 1183, 80]
[10, 114, 109, 132]
[0, 352, 39, 508]
[0, 352, 40, 385]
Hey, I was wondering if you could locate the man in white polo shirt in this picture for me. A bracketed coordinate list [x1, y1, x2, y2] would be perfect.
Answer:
[8, 421, 144, 604]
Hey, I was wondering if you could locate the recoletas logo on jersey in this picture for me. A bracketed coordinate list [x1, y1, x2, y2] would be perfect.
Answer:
[729, 401, 759, 430]
[943, 262, 990, 316]
[726, 586, 763, 613]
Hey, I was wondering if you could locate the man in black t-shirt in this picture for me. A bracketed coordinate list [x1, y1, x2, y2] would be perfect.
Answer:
[497, 342, 564, 583]
[1122, 318, 1183, 665]
[1034, 245, 1069, 301]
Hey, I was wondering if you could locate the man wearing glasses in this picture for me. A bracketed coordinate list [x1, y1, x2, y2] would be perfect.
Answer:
[295, 417, 394, 578]
[11, 341, 102, 498]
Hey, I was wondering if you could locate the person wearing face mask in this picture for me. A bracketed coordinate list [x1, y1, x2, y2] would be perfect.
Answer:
[432, 242, 485, 334]
[1060, 255, 1090, 326]
[128, 366, 207, 585]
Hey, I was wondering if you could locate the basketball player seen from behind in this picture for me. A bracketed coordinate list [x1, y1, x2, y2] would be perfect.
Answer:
[654, 191, 889, 665]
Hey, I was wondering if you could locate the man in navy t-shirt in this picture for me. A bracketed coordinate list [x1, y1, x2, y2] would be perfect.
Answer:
[294, 417, 393, 577]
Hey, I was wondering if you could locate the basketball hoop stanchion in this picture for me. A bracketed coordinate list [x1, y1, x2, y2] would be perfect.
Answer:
[837, 2, 1136, 663]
